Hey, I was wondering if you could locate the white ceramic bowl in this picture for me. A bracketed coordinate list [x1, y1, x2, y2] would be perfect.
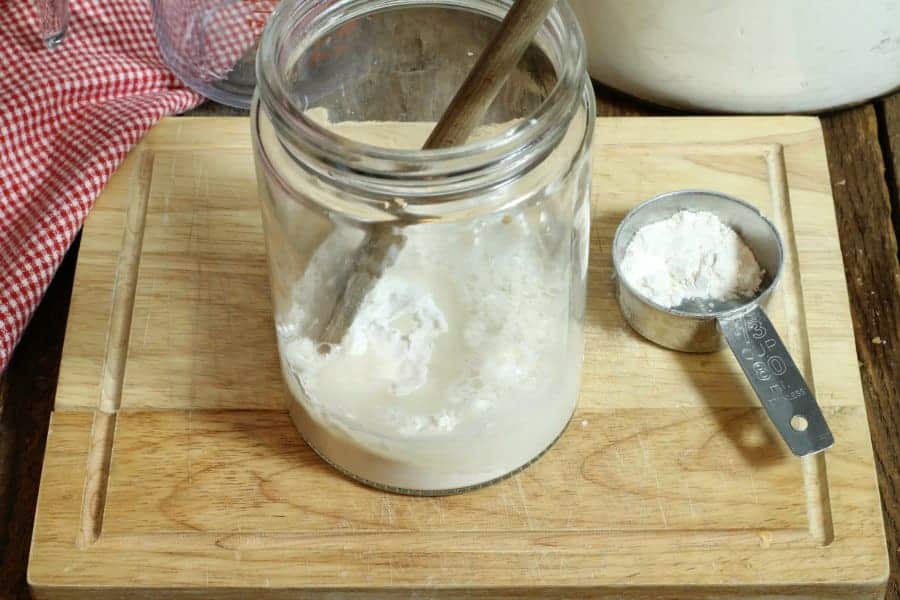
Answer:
[570, 0, 900, 113]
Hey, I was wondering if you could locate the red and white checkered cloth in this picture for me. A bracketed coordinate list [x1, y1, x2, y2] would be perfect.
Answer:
[0, 1, 205, 372]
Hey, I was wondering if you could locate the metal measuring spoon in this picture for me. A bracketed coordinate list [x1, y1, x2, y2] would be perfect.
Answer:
[612, 190, 834, 456]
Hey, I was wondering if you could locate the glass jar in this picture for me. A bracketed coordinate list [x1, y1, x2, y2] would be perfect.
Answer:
[252, 0, 595, 494]
[152, 0, 278, 108]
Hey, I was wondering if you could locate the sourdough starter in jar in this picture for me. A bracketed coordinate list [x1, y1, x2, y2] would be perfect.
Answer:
[252, 0, 595, 493]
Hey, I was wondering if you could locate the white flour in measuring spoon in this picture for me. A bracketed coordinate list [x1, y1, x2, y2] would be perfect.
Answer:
[620, 210, 764, 308]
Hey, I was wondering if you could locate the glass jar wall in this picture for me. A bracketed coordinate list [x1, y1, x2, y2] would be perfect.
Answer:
[252, 0, 595, 494]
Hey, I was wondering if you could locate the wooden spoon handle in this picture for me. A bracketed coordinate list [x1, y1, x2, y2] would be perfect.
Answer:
[424, 0, 558, 149]
[319, 0, 558, 347]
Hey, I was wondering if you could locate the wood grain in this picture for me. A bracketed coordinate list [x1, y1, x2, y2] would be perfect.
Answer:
[822, 103, 900, 600]
[24, 117, 887, 598]
[424, 0, 556, 148]
[879, 93, 900, 248]
[28, 407, 884, 597]
[593, 80, 658, 118]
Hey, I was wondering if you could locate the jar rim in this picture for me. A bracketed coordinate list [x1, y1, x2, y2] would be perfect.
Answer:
[255, 0, 591, 201]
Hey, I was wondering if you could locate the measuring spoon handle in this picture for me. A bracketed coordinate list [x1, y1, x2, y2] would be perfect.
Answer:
[717, 305, 834, 456]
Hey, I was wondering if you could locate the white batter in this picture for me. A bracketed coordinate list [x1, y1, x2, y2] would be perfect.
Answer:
[256, 107, 584, 491]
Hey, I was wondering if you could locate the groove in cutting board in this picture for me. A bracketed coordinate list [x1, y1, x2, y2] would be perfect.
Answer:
[76, 412, 115, 548]
[98, 151, 154, 415]
[79, 149, 154, 547]
[763, 142, 834, 546]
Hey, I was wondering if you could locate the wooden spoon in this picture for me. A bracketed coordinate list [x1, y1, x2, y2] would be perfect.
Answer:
[319, 0, 559, 347]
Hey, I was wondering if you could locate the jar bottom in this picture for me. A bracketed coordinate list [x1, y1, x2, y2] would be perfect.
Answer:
[287, 399, 574, 496]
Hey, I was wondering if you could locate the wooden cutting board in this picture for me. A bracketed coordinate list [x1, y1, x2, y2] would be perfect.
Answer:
[28, 117, 887, 599]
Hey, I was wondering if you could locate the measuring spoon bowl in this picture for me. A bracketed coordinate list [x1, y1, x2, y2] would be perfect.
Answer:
[612, 190, 834, 456]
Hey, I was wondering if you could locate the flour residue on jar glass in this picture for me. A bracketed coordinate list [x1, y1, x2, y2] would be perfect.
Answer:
[267, 116, 585, 475]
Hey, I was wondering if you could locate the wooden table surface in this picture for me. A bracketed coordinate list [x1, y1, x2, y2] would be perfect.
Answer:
[1, 86, 898, 600]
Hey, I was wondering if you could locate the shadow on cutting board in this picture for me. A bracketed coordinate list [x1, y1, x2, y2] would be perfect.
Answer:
[672, 350, 788, 468]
